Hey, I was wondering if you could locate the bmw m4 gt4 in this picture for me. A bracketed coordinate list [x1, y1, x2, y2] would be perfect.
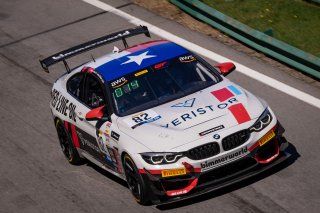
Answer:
[40, 26, 289, 204]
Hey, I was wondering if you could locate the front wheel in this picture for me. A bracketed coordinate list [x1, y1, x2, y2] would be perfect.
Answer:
[55, 119, 82, 165]
[123, 154, 149, 205]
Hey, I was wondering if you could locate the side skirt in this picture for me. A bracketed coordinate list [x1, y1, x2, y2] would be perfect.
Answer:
[78, 149, 126, 181]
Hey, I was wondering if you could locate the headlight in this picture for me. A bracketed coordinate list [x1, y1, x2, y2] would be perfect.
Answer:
[141, 152, 184, 165]
[249, 108, 272, 132]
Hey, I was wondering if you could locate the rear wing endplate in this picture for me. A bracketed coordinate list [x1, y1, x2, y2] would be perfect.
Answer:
[39, 25, 150, 73]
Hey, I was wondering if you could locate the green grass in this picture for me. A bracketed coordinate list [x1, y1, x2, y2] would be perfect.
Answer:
[200, 0, 320, 57]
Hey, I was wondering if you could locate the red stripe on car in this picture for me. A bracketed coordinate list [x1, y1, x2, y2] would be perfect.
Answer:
[228, 103, 251, 124]
[138, 169, 162, 175]
[113, 149, 121, 173]
[211, 88, 234, 102]
[64, 121, 69, 130]
[166, 178, 198, 197]
[70, 124, 80, 148]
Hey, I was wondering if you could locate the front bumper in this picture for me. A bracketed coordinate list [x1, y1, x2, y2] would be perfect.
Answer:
[139, 123, 290, 204]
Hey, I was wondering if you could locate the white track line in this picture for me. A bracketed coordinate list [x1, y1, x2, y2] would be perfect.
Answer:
[83, 0, 320, 109]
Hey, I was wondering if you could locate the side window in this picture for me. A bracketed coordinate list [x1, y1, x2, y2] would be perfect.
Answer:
[67, 73, 84, 101]
[85, 75, 105, 109]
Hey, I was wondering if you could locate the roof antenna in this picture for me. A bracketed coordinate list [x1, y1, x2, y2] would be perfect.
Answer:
[113, 46, 120, 53]
[91, 54, 96, 62]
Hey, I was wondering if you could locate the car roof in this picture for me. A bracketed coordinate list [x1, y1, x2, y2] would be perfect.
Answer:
[94, 40, 189, 81]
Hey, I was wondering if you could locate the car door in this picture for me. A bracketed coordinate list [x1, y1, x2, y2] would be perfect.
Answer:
[71, 72, 109, 163]
[67, 70, 120, 172]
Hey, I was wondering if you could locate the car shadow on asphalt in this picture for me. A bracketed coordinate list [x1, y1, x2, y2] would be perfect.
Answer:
[85, 161, 129, 189]
[82, 142, 299, 209]
[156, 142, 300, 210]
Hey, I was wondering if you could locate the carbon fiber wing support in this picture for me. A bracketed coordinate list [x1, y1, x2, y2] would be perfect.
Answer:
[39, 25, 151, 73]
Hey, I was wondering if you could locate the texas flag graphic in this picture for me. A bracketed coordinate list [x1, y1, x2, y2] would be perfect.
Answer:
[211, 85, 251, 124]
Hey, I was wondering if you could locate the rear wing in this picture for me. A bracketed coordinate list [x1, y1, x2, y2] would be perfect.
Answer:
[39, 25, 150, 73]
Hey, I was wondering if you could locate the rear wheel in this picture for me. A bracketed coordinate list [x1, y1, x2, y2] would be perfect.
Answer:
[55, 119, 82, 165]
[123, 154, 149, 205]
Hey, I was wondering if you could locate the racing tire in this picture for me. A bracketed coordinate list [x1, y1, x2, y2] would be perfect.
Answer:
[123, 154, 149, 205]
[55, 119, 83, 165]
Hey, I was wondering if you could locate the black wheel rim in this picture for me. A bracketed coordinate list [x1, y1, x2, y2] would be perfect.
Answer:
[56, 122, 73, 160]
[124, 158, 141, 200]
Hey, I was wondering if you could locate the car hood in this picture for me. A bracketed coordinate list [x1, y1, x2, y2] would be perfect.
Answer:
[117, 81, 267, 151]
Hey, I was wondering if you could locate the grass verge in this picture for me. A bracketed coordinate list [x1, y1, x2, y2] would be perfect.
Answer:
[201, 0, 320, 57]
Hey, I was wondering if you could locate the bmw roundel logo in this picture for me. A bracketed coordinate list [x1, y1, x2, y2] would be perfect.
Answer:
[213, 134, 220, 139]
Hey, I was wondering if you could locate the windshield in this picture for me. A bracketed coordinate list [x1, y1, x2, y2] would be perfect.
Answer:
[109, 54, 220, 116]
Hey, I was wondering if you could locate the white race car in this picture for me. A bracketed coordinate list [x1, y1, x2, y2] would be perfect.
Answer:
[40, 26, 289, 204]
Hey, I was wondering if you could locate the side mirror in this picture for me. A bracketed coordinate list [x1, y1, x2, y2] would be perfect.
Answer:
[215, 62, 236, 76]
[85, 106, 105, 121]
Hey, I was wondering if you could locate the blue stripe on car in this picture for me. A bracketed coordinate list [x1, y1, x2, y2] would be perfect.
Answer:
[95, 42, 188, 81]
[228, 85, 242, 95]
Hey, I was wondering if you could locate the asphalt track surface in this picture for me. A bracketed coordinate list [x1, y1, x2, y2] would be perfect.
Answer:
[0, 0, 319, 212]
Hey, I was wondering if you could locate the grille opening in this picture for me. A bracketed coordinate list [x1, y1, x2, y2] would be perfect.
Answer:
[222, 129, 250, 151]
[185, 142, 220, 160]
[161, 179, 192, 191]
[256, 139, 277, 160]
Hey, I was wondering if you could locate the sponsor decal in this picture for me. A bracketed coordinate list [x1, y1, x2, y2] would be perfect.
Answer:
[134, 69, 148, 77]
[199, 125, 224, 136]
[111, 131, 120, 141]
[51, 31, 130, 60]
[121, 51, 156, 66]
[111, 77, 127, 88]
[51, 89, 77, 122]
[104, 147, 118, 171]
[125, 110, 161, 129]
[179, 55, 195, 63]
[76, 130, 101, 153]
[105, 122, 112, 128]
[105, 154, 113, 165]
[211, 85, 251, 124]
[171, 98, 196, 108]
[97, 137, 105, 152]
[168, 189, 188, 196]
[161, 168, 186, 178]
[258, 129, 275, 146]
[162, 98, 238, 128]
[104, 129, 110, 137]
[201, 146, 248, 170]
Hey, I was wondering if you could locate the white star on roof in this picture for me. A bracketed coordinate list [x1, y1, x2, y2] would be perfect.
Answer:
[121, 51, 156, 66]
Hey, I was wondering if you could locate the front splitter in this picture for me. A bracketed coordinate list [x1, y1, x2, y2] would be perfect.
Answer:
[153, 147, 290, 205]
